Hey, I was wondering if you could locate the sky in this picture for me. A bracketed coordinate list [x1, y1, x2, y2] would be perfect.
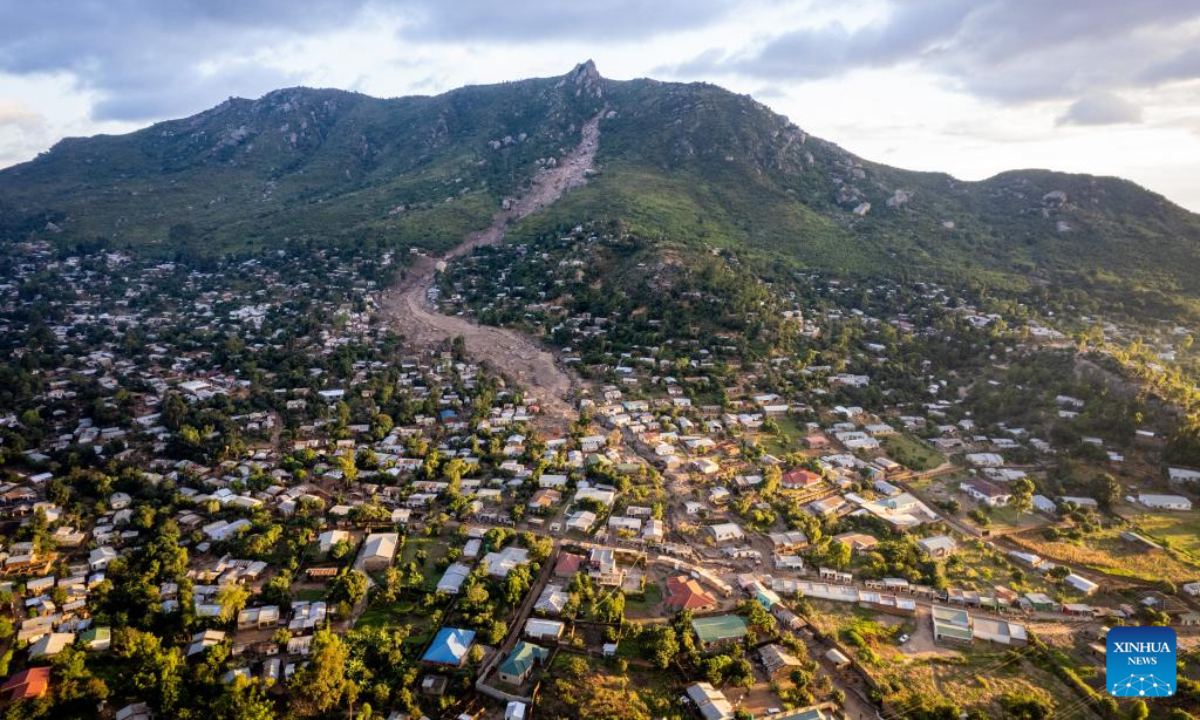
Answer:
[2, 0, 1200, 211]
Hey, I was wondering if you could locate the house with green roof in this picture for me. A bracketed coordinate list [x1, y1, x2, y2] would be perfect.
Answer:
[79, 626, 111, 651]
[497, 641, 549, 685]
[691, 614, 748, 649]
[931, 606, 972, 645]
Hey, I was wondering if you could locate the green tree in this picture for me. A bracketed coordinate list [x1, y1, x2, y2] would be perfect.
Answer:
[293, 629, 355, 715]
[116, 628, 184, 714]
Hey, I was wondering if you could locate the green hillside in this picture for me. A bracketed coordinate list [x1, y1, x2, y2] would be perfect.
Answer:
[3, 61, 1200, 318]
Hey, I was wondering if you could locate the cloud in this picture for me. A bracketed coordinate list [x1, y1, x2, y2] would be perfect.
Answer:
[1058, 93, 1143, 126]
[0, 0, 373, 121]
[668, 0, 1200, 104]
[0, 0, 737, 122]
[0, 100, 43, 129]
[394, 0, 733, 42]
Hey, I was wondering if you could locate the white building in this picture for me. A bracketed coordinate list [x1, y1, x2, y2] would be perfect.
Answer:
[1138, 493, 1193, 511]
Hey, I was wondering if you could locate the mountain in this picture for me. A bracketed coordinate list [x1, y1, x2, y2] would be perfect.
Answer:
[3, 61, 1200, 318]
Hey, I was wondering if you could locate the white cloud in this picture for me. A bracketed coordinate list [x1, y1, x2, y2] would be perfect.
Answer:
[0, 1, 1198, 211]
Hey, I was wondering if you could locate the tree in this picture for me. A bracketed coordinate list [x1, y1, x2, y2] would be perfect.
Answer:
[50, 646, 109, 711]
[336, 452, 359, 483]
[1128, 699, 1149, 720]
[999, 690, 1052, 720]
[1011, 478, 1035, 515]
[329, 569, 369, 607]
[293, 629, 355, 715]
[641, 624, 678, 669]
[216, 583, 251, 623]
[212, 677, 276, 720]
[116, 628, 184, 714]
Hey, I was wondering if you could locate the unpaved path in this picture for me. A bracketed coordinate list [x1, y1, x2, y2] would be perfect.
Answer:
[381, 114, 602, 431]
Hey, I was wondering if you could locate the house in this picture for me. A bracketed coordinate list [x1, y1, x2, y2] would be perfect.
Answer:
[236, 606, 280, 630]
[421, 628, 476, 667]
[1, 667, 51, 701]
[781, 468, 822, 490]
[482, 546, 530, 578]
[917, 535, 958, 559]
[1169, 468, 1200, 486]
[832, 532, 879, 554]
[318, 529, 351, 554]
[497, 641, 549, 685]
[664, 576, 718, 613]
[686, 682, 734, 720]
[1183, 581, 1200, 597]
[708, 522, 745, 543]
[1032, 495, 1057, 514]
[565, 510, 597, 533]
[554, 553, 584, 578]
[965, 453, 1004, 467]
[437, 563, 472, 595]
[1065, 574, 1099, 595]
[1138, 493, 1193, 511]
[187, 629, 226, 657]
[931, 607, 973, 645]
[768, 531, 809, 554]
[825, 647, 852, 670]
[524, 618, 565, 641]
[692, 614, 748, 649]
[759, 643, 803, 679]
[29, 632, 74, 659]
[807, 496, 846, 517]
[960, 479, 1011, 507]
[358, 532, 399, 571]
[79, 626, 111, 651]
[534, 584, 570, 615]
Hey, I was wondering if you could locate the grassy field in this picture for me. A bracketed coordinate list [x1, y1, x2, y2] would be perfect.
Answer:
[400, 536, 451, 590]
[624, 580, 663, 614]
[759, 414, 810, 456]
[878, 651, 1094, 719]
[1133, 508, 1200, 555]
[355, 598, 437, 645]
[294, 587, 327, 602]
[882, 433, 946, 472]
[1010, 524, 1200, 584]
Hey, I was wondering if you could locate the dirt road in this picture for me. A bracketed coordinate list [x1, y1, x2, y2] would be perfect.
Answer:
[380, 114, 602, 431]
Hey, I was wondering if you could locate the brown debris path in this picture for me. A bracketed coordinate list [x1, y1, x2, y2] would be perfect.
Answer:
[380, 114, 602, 432]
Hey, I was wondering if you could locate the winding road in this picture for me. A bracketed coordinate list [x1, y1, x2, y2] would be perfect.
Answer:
[380, 114, 603, 431]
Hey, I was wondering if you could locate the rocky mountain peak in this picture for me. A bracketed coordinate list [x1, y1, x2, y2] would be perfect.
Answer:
[561, 59, 603, 99]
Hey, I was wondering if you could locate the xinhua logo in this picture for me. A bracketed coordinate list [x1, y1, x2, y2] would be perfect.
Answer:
[1107, 626, 1176, 697]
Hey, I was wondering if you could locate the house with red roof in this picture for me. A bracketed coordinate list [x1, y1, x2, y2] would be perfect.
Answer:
[553, 552, 584, 578]
[663, 575, 717, 613]
[1, 667, 50, 701]
[781, 468, 822, 490]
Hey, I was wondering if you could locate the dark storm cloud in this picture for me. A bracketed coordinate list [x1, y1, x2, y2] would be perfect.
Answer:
[0, 0, 733, 122]
[671, 0, 1200, 121]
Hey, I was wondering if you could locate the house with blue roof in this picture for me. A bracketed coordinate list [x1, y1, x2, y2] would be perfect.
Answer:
[497, 641, 549, 685]
[421, 628, 476, 667]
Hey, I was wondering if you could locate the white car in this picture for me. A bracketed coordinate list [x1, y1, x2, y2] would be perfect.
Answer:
[899, 634, 910, 644]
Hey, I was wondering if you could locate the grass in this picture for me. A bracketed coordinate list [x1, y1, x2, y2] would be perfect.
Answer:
[356, 600, 435, 643]
[400, 536, 450, 590]
[294, 588, 327, 602]
[759, 414, 810, 456]
[882, 433, 946, 472]
[624, 581, 663, 613]
[1011, 520, 1200, 583]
